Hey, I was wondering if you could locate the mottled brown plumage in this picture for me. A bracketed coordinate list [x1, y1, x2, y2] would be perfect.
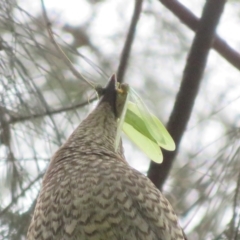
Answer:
[27, 76, 187, 240]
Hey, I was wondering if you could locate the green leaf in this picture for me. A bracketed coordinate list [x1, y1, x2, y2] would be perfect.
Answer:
[123, 122, 163, 163]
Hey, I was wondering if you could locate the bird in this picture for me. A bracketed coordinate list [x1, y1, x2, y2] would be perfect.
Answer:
[27, 75, 187, 240]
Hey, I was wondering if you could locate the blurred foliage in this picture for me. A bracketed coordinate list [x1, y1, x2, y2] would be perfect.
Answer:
[0, 0, 240, 239]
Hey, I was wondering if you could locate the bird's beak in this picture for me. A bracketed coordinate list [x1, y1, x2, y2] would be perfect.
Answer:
[99, 74, 118, 117]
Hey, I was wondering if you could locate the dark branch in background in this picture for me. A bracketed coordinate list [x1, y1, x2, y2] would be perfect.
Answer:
[117, 0, 143, 83]
[148, 0, 226, 190]
[158, 0, 240, 71]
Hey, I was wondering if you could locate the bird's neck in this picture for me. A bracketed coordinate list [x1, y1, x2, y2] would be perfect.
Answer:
[63, 103, 125, 158]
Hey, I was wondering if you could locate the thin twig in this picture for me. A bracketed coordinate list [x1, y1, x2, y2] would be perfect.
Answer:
[230, 171, 240, 240]
[9, 97, 97, 124]
[21, 43, 63, 144]
[148, 0, 226, 189]
[117, 0, 143, 83]
[40, 0, 95, 89]
[158, 0, 240, 71]
[0, 173, 44, 217]
[235, 218, 240, 240]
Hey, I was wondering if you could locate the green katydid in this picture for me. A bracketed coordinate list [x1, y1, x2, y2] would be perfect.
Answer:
[114, 82, 175, 163]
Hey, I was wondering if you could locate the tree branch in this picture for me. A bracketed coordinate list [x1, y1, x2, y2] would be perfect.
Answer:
[158, 0, 240, 71]
[148, 0, 226, 189]
[117, 0, 143, 83]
